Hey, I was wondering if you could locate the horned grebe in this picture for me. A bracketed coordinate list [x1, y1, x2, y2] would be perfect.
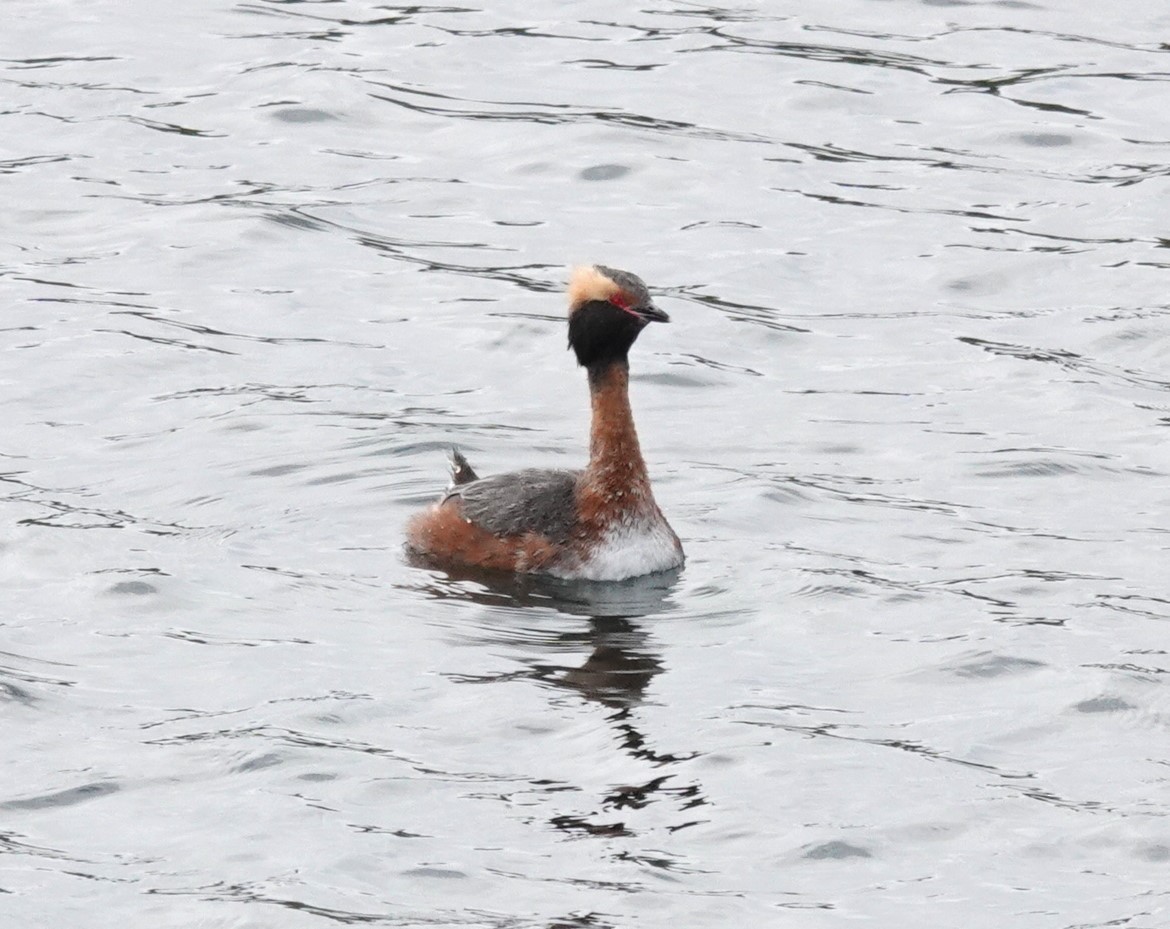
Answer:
[405, 264, 684, 581]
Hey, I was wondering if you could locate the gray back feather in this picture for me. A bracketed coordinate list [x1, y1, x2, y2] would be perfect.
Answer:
[444, 468, 580, 542]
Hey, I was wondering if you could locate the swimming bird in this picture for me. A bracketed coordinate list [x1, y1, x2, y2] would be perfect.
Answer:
[405, 264, 684, 581]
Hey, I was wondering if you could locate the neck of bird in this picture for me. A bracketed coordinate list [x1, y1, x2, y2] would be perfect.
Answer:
[586, 358, 650, 488]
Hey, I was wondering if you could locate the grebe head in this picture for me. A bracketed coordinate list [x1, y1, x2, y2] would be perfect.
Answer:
[566, 265, 669, 369]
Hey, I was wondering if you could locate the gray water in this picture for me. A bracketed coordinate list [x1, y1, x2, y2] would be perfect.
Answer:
[4, 2, 1170, 926]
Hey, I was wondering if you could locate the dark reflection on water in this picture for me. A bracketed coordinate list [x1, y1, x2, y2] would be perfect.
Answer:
[413, 564, 681, 699]
[408, 560, 677, 715]
[444, 606, 668, 712]
[411, 561, 709, 840]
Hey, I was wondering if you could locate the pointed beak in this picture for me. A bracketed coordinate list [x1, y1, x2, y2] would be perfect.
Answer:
[636, 303, 670, 323]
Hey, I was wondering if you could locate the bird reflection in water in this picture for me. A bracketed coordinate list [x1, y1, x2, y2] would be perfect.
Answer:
[405, 559, 708, 841]
[558, 614, 660, 710]
[406, 554, 677, 708]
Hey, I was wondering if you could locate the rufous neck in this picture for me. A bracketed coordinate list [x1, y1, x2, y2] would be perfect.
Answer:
[587, 360, 649, 483]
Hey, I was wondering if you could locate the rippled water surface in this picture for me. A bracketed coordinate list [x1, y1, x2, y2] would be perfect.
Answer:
[4, 1, 1170, 926]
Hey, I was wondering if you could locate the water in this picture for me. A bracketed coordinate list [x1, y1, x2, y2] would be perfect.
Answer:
[4, 1, 1170, 926]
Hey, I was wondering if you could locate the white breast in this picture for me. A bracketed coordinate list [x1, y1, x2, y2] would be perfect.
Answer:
[555, 513, 684, 582]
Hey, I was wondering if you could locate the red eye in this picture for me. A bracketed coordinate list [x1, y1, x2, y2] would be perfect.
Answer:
[609, 292, 632, 310]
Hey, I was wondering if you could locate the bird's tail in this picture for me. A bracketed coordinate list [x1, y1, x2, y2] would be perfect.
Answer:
[448, 446, 479, 487]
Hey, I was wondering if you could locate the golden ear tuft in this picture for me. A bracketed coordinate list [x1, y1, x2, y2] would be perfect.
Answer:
[567, 265, 619, 313]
